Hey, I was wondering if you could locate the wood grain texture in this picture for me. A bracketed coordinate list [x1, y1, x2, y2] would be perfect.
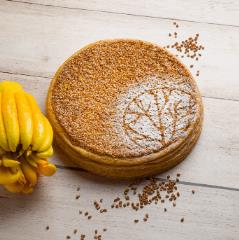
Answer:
[0, 168, 239, 240]
[0, 1, 239, 101]
[1, 72, 239, 189]
[14, 0, 239, 26]
[0, 1, 239, 239]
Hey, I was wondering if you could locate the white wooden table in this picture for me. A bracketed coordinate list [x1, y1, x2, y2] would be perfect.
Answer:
[0, 1, 239, 239]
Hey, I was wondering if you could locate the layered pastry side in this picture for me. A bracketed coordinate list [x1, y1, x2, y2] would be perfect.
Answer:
[47, 39, 203, 178]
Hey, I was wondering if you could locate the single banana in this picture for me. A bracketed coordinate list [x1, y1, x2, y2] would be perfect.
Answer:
[0, 81, 23, 93]
[26, 94, 45, 151]
[36, 145, 53, 158]
[38, 162, 56, 177]
[22, 185, 33, 194]
[15, 91, 33, 150]
[17, 167, 27, 185]
[35, 158, 48, 166]
[2, 89, 20, 152]
[0, 92, 9, 151]
[38, 116, 53, 152]
[0, 166, 21, 185]
[26, 156, 38, 168]
[21, 160, 38, 186]
[1, 157, 20, 168]
[4, 182, 25, 193]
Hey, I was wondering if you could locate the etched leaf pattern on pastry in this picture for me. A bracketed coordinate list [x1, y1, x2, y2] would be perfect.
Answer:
[123, 86, 197, 151]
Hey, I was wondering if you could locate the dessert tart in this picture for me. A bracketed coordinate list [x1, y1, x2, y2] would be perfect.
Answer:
[47, 39, 203, 179]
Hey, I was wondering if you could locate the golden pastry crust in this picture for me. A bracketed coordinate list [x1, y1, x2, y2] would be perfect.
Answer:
[47, 39, 203, 178]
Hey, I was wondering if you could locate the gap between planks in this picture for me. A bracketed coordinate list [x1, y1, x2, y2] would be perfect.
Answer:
[55, 164, 239, 193]
[1, 70, 238, 103]
[5, 0, 239, 28]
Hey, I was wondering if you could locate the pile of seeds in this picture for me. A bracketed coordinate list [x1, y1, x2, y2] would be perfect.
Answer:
[55, 173, 197, 240]
[110, 175, 182, 223]
[165, 21, 205, 76]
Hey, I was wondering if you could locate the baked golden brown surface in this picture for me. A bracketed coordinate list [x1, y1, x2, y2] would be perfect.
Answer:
[47, 39, 203, 178]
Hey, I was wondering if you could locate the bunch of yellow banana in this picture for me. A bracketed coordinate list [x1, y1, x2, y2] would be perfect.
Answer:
[0, 81, 56, 193]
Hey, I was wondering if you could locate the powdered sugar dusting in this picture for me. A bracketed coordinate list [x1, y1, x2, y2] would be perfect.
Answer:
[115, 75, 199, 152]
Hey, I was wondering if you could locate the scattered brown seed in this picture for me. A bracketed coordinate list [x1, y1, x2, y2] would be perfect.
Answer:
[94, 201, 101, 211]
[103, 228, 107, 232]
[114, 197, 120, 202]
[192, 190, 195, 194]
[73, 229, 77, 234]
[181, 218, 184, 223]
[69, 175, 189, 234]
[66, 236, 71, 239]
[100, 209, 107, 213]
[77, 187, 80, 191]
[167, 30, 204, 60]
[45, 226, 49, 231]
[75, 195, 80, 200]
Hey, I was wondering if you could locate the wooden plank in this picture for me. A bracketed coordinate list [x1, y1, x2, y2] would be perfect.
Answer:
[0, 168, 238, 240]
[0, 1, 239, 101]
[1, 72, 239, 189]
[15, 0, 239, 26]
